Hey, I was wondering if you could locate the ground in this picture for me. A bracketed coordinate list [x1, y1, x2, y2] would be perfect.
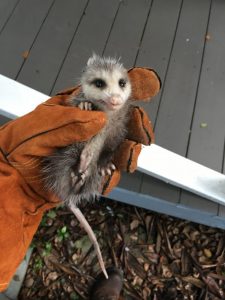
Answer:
[19, 198, 225, 300]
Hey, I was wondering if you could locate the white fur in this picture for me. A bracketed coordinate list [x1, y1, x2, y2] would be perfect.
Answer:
[81, 55, 131, 111]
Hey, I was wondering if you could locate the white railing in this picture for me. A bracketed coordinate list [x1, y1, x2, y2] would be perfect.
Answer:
[1, 74, 225, 205]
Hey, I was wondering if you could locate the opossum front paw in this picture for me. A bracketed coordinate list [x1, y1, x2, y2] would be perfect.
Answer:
[99, 162, 116, 176]
[70, 170, 88, 192]
[78, 101, 93, 111]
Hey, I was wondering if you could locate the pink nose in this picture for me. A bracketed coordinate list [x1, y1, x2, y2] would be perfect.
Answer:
[110, 95, 122, 105]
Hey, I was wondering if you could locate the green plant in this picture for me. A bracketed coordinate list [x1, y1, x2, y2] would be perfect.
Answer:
[42, 241, 52, 257]
[46, 209, 57, 219]
[70, 292, 80, 300]
[34, 256, 43, 271]
[57, 226, 70, 242]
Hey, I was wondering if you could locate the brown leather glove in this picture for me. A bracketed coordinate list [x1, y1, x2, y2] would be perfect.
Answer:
[0, 67, 160, 291]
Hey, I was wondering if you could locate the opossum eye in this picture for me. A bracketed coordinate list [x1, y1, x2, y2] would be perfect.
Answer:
[92, 79, 106, 88]
[119, 79, 126, 88]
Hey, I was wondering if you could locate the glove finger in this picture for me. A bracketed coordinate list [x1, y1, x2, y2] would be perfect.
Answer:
[128, 67, 161, 101]
[28, 109, 106, 156]
[102, 169, 121, 195]
[127, 106, 154, 145]
[1, 95, 106, 156]
[39, 95, 106, 132]
[55, 85, 81, 96]
[113, 140, 142, 173]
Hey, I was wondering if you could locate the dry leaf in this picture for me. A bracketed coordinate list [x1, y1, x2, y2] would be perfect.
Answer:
[204, 248, 212, 258]
[144, 263, 150, 272]
[22, 50, 29, 59]
[142, 286, 151, 298]
[46, 271, 59, 282]
[162, 264, 172, 278]
[182, 275, 205, 289]
[19, 201, 225, 299]
[203, 275, 222, 297]
[130, 219, 139, 230]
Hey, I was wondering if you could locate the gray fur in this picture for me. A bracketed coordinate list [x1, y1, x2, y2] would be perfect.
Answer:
[42, 55, 132, 206]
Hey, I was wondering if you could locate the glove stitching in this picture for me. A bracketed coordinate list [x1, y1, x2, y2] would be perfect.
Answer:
[0, 147, 9, 163]
[102, 172, 114, 195]
[20, 182, 58, 215]
[127, 143, 137, 173]
[55, 85, 81, 96]
[136, 106, 151, 145]
[4, 120, 84, 157]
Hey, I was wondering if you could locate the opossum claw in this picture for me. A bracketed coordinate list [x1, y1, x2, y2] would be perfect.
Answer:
[99, 162, 116, 176]
[78, 101, 93, 111]
[71, 170, 88, 192]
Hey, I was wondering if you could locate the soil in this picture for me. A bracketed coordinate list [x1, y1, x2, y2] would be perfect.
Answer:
[19, 198, 225, 300]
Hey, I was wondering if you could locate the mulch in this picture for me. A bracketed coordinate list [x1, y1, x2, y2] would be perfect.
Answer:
[19, 198, 225, 300]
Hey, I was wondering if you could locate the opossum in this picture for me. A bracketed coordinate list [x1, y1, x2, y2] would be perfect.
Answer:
[42, 54, 132, 278]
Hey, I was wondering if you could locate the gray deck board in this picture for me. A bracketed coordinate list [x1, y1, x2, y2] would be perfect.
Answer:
[154, 0, 211, 155]
[17, 0, 88, 95]
[186, 0, 225, 172]
[0, 0, 19, 33]
[141, 0, 212, 205]
[0, 0, 225, 229]
[118, 172, 143, 193]
[141, 176, 179, 204]
[103, 0, 152, 67]
[180, 0, 225, 214]
[180, 191, 218, 214]
[219, 205, 225, 218]
[135, 0, 182, 203]
[136, 0, 182, 125]
[52, 0, 120, 94]
[146, 0, 215, 211]
[0, 0, 54, 79]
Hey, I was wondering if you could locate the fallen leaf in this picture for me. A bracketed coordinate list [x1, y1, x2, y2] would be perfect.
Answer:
[182, 275, 205, 289]
[130, 219, 139, 230]
[46, 271, 59, 282]
[204, 248, 212, 258]
[22, 50, 29, 59]
[200, 122, 208, 128]
[203, 275, 222, 297]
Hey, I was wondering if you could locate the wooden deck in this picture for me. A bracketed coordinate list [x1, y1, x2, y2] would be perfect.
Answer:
[0, 0, 225, 228]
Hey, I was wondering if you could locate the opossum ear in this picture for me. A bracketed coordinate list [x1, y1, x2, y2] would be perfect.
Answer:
[128, 67, 161, 101]
[87, 53, 99, 66]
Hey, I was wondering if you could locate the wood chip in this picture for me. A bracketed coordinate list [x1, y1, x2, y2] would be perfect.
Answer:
[19, 200, 225, 299]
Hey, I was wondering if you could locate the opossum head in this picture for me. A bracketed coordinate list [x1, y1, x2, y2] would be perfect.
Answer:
[81, 54, 131, 111]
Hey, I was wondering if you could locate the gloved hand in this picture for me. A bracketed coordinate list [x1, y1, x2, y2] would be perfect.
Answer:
[0, 67, 160, 291]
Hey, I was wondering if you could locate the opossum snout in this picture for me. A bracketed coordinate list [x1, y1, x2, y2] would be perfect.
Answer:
[106, 94, 125, 110]
[110, 95, 122, 105]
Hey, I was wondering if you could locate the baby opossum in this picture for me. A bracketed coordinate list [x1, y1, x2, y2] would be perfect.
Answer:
[42, 54, 132, 278]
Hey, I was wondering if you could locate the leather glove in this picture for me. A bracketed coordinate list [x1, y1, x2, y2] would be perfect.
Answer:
[0, 67, 160, 291]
